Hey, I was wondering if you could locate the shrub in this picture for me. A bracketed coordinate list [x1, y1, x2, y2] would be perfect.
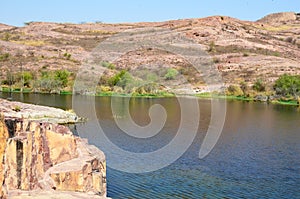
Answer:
[239, 81, 249, 96]
[212, 57, 220, 63]
[16, 71, 33, 87]
[2, 71, 15, 86]
[108, 70, 127, 87]
[54, 70, 70, 87]
[0, 53, 10, 61]
[117, 72, 134, 89]
[274, 74, 300, 97]
[164, 68, 179, 80]
[208, 41, 216, 52]
[12, 105, 21, 112]
[146, 73, 159, 82]
[243, 52, 249, 57]
[253, 79, 266, 92]
[226, 85, 244, 96]
[35, 77, 61, 92]
[63, 52, 71, 60]
[101, 61, 116, 70]
[285, 37, 294, 43]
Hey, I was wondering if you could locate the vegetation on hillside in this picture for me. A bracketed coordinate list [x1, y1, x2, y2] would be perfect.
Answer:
[223, 74, 300, 105]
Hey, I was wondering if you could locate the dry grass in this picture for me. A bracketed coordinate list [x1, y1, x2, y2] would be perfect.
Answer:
[12, 40, 47, 47]
[254, 24, 299, 32]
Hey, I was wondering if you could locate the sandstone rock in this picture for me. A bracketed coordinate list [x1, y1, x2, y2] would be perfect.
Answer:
[0, 114, 9, 199]
[0, 99, 82, 124]
[0, 118, 107, 198]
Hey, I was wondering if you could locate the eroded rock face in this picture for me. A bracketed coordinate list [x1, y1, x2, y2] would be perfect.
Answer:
[0, 118, 107, 198]
[0, 114, 9, 199]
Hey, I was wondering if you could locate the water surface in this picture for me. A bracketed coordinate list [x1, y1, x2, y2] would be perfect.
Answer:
[1, 93, 299, 199]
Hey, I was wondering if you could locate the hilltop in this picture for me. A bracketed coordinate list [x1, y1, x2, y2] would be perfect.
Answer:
[0, 12, 299, 94]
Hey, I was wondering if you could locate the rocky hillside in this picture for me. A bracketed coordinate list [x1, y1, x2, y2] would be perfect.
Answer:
[0, 12, 300, 90]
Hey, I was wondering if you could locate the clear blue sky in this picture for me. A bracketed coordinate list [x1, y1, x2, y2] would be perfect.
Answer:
[0, 0, 299, 26]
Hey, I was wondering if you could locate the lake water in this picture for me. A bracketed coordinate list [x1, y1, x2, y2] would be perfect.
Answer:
[1, 93, 299, 199]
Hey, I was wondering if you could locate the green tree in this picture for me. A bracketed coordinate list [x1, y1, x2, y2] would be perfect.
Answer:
[274, 74, 300, 97]
[164, 68, 179, 80]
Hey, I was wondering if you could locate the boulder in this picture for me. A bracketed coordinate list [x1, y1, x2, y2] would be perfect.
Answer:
[254, 95, 269, 102]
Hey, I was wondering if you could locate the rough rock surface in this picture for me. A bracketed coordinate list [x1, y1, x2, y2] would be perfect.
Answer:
[0, 99, 81, 124]
[0, 117, 108, 199]
[0, 114, 8, 198]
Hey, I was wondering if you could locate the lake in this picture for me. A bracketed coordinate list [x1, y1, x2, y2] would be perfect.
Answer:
[1, 92, 299, 199]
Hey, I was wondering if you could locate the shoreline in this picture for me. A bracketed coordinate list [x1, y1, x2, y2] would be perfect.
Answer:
[1, 90, 299, 107]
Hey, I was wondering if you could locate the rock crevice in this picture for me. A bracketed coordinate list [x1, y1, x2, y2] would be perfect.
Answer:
[0, 117, 107, 199]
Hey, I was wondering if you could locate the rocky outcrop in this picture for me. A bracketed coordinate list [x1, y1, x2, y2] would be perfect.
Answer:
[0, 118, 107, 199]
[0, 114, 8, 198]
[0, 99, 82, 124]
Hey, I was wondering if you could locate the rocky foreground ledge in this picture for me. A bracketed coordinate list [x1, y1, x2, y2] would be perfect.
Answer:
[0, 98, 82, 124]
[0, 100, 109, 199]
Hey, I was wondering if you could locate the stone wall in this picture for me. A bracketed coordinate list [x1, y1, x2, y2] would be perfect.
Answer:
[0, 118, 107, 199]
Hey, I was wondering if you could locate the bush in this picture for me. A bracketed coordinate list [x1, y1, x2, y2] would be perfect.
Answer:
[2, 71, 15, 86]
[253, 79, 266, 92]
[35, 78, 61, 92]
[208, 41, 216, 52]
[274, 74, 300, 97]
[0, 53, 10, 61]
[16, 71, 33, 87]
[101, 61, 116, 70]
[164, 68, 179, 80]
[118, 72, 134, 89]
[12, 105, 21, 112]
[63, 52, 71, 60]
[226, 85, 244, 96]
[108, 70, 127, 87]
[146, 73, 159, 82]
[54, 70, 70, 87]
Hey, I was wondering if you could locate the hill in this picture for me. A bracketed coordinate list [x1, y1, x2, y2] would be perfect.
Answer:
[0, 12, 299, 94]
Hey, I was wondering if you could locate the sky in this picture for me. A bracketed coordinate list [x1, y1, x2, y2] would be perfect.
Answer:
[0, 0, 299, 27]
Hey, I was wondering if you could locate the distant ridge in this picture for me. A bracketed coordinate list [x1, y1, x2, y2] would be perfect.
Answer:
[257, 12, 298, 24]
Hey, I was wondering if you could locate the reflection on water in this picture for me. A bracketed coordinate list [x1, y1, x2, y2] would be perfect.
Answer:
[1, 93, 299, 199]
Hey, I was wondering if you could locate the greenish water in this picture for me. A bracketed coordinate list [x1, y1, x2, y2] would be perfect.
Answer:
[1, 93, 299, 199]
